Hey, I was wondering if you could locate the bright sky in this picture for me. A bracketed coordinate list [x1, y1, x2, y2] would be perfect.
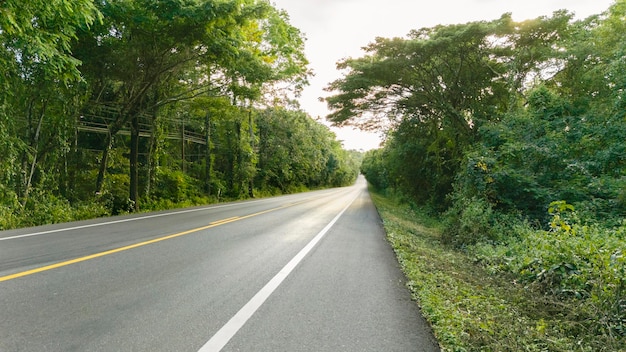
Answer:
[271, 0, 616, 151]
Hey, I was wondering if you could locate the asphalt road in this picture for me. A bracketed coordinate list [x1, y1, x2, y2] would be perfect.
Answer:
[0, 177, 440, 351]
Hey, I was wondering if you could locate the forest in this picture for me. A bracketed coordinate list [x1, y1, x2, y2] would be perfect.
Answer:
[327, 0, 625, 344]
[0, 0, 360, 229]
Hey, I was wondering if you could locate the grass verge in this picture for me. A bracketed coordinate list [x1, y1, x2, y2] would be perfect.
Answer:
[370, 188, 624, 352]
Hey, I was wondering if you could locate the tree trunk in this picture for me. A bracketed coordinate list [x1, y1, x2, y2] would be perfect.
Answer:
[95, 115, 127, 195]
[145, 112, 158, 198]
[95, 133, 111, 195]
[129, 114, 140, 212]
[204, 111, 212, 195]
[248, 109, 254, 198]
[62, 116, 79, 201]
[22, 100, 47, 205]
[230, 121, 238, 197]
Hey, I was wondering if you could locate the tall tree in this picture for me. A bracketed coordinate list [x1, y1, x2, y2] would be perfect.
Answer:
[325, 17, 510, 205]
[256, 108, 358, 192]
[0, 0, 99, 204]
[74, 0, 308, 210]
[326, 12, 578, 208]
[325, 17, 510, 134]
[0, 0, 99, 92]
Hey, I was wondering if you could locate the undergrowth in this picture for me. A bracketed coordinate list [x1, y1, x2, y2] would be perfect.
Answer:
[370, 188, 625, 352]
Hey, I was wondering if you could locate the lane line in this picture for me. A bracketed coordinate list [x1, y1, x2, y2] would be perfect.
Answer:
[197, 190, 361, 352]
[210, 217, 240, 225]
[0, 200, 309, 283]
[0, 201, 266, 242]
[0, 191, 336, 242]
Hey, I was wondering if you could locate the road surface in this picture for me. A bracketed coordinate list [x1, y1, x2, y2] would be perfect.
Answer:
[0, 177, 439, 351]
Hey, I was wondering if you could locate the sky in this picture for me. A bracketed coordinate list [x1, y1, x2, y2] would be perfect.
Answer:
[270, 0, 616, 151]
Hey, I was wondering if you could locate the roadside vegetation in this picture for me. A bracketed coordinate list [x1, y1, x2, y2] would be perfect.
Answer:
[0, 0, 360, 230]
[371, 189, 624, 351]
[327, 1, 625, 350]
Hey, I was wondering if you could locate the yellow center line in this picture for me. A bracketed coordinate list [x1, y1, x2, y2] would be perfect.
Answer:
[210, 217, 240, 225]
[0, 201, 307, 283]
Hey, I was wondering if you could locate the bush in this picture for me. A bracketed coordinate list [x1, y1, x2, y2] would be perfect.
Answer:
[69, 201, 111, 220]
[371, 189, 624, 351]
[152, 168, 202, 203]
[443, 197, 498, 247]
[0, 186, 20, 230]
[20, 190, 74, 226]
[99, 173, 133, 215]
[472, 202, 626, 339]
[0, 205, 19, 230]
[361, 149, 389, 190]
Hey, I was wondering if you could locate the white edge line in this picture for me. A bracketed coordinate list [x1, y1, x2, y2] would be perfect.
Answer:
[0, 199, 271, 242]
[197, 190, 361, 352]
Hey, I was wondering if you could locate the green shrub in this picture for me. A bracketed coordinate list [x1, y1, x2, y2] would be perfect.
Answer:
[20, 190, 74, 226]
[372, 189, 619, 351]
[69, 201, 111, 220]
[152, 168, 202, 203]
[100, 173, 133, 215]
[0, 205, 19, 230]
[443, 197, 497, 247]
[0, 186, 20, 230]
[473, 202, 626, 339]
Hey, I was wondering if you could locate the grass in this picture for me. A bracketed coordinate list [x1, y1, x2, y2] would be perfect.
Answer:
[369, 188, 625, 352]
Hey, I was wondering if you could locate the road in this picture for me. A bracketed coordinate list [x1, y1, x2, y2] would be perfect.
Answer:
[0, 177, 440, 352]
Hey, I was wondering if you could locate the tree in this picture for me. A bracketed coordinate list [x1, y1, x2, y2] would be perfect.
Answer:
[0, 0, 99, 92]
[325, 17, 510, 206]
[256, 108, 358, 193]
[74, 0, 309, 210]
[326, 12, 581, 209]
[554, 0, 626, 117]
[0, 0, 99, 205]
[325, 17, 512, 134]
[448, 2, 626, 229]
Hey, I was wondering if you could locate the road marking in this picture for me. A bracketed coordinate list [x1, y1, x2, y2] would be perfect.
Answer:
[0, 193, 330, 242]
[0, 201, 307, 283]
[210, 217, 240, 225]
[0, 200, 268, 242]
[197, 191, 361, 352]
[0, 228, 208, 282]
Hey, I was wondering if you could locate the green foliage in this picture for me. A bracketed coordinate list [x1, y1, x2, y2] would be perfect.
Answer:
[99, 173, 133, 215]
[442, 197, 497, 247]
[19, 190, 76, 227]
[0, 190, 110, 230]
[331, 2, 626, 222]
[256, 108, 359, 192]
[16, 190, 110, 229]
[0, 0, 100, 90]
[152, 168, 202, 204]
[0, 206, 20, 231]
[67, 201, 111, 221]
[372, 188, 624, 351]
[325, 15, 512, 132]
[451, 83, 626, 228]
[0, 0, 345, 226]
[69, 0, 311, 208]
[348, 3, 625, 349]
[330, 10, 582, 212]
[473, 203, 626, 340]
[360, 149, 388, 190]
